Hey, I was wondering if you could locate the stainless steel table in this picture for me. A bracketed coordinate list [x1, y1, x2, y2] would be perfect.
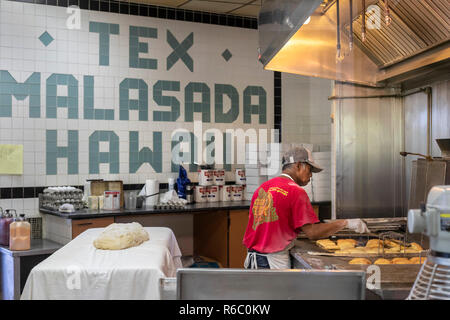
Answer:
[0, 239, 62, 300]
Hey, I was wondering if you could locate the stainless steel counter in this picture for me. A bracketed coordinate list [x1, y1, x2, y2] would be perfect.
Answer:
[40, 200, 252, 219]
[0, 239, 62, 257]
[0, 239, 62, 300]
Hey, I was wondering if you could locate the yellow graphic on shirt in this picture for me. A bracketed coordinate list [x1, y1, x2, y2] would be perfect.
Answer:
[252, 188, 279, 230]
[268, 187, 288, 196]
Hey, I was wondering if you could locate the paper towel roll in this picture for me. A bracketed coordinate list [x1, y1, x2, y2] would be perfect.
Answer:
[145, 179, 159, 207]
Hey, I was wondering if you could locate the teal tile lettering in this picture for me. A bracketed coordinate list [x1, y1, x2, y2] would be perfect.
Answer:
[129, 26, 157, 69]
[243, 86, 267, 124]
[119, 78, 148, 121]
[46, 74, 78, 119]
[89, 131, 120, 174]
[89, 21, 120, 66]
[153, 80, 180, 122]
[46, 130, 79, 174]
[129, 131, 163, 173]
[166, 30, 194, 72]
[83, 76, 114, 120]
[0, 71, 40, 118]
[215, 84, 239, 123]
[185, 82, 210, 122]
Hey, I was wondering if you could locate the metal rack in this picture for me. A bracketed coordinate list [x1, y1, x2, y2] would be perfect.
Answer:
[39, 187, 84, 211]
[377, 230, 427, 261]
[378, 231, 407, 257]
[408, 256, 450, 300]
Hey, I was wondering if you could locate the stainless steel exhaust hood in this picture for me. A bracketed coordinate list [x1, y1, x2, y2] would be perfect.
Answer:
[258, 0, 323, 66]
[259, 0, 450, 88]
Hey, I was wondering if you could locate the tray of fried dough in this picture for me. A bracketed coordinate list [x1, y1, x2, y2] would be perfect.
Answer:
[311, 238, 427, 257]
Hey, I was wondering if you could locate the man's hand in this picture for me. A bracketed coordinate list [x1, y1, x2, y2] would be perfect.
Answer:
[301, 220, 347, 240]
[345, 219, 370, 233]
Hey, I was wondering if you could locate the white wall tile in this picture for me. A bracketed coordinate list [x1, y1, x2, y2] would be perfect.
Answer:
[1, 2, 275, 210]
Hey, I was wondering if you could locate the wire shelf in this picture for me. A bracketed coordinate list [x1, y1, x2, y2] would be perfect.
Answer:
[408, 258, 450, 300]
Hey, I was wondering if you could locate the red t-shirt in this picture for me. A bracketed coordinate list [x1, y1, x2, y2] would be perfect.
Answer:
[243, 176, 319, 253]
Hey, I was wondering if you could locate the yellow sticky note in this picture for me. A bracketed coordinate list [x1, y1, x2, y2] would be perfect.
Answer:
[0, 144, 23, 175]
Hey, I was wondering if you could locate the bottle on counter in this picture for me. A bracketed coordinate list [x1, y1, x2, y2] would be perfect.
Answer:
[168, 178, 175, 191]
[0, 209, 16, 247]
[185, 184, 194, 203]
[9, 214, 31, 251]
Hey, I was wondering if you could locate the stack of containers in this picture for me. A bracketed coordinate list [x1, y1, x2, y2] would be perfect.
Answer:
[310, 151, 331, 202]
[196, 167, 226, 202]
[210, 169, 225, 202]
[196, 168, 213, 202]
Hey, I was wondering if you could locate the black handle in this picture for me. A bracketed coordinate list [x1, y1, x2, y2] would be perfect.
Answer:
[420, 202, 426, 213]
[77, 222, 93, 226]
[139, 192, 160, 199]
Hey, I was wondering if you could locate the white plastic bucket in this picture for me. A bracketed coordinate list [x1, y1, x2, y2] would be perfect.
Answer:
[207, 186, 219, 202]
[213, 170, 225, 185]
[235, 169, 246, 185]
[198, 169, 214, 186]
[194, 186, 209, 202]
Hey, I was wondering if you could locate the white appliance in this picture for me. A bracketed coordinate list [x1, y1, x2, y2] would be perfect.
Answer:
[407, 185, 450, 300]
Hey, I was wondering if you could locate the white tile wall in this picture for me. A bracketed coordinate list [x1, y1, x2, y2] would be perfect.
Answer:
[311, 151, 331, 201]
[0, 2, 274, 218]
[282, 73, 333, 152]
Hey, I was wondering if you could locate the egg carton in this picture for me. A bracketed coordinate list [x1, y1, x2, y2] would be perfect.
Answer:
[153, 201, 187, 210]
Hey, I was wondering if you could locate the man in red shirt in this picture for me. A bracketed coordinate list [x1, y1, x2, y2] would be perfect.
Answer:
[243, 146, 369, 269]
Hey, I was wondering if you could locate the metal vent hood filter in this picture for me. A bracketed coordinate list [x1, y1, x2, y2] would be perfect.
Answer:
[258, 0, 450, 88]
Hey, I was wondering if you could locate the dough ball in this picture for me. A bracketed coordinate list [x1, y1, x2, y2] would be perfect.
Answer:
[93, 222, 149, 250]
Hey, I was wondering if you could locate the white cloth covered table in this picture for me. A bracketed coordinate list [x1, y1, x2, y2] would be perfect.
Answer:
[21, 227, 182, 300]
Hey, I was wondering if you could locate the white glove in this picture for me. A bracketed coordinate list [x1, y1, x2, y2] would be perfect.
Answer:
[346, 219, 370, 234]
